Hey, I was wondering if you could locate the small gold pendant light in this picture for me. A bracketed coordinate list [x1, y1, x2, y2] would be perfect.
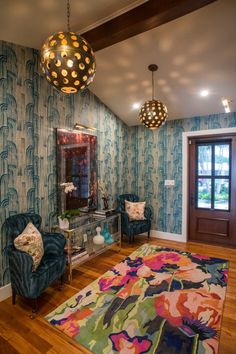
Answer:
[139, 64, 168, 129]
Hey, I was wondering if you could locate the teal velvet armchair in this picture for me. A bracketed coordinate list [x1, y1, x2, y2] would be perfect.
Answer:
[3, 213, 66, 316]
[117, 194, 152, 242]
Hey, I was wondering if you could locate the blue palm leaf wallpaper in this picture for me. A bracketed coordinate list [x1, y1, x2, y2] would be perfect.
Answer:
[129, 113, 236, 236]
[0, 40, 129, 286]
[0, 39, 236, 288]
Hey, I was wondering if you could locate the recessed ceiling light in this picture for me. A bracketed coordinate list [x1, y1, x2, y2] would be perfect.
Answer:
[200, 89, 209, 97]
[132, 103, 140, 109]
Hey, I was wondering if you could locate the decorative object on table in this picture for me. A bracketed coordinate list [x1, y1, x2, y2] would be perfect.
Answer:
[60, 182, 77, 194]
[40, 0, 95, 94]
[87, 185, 96, 211]
[98, 180, 109, 210]
[139, 64, 168, 129]
[58, 182, 78, 228]
[64, 246, 88, 265]
[58, 208, 80, 229]
[101, 223, 113, 244]
[93, 226, 105, 245]
[102, 196, 109, 210]
[94, 208, 116, 217]
[4, 213, 66, 317]
[46, 244, 229, 354]
[117, 194, 152, 242]
[79, 207, 89, 213]
[58, 217, 69, 230]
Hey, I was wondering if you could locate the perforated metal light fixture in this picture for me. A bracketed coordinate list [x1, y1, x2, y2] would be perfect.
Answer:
[139, 65, 168, 129]
[40, 0, 95, 94]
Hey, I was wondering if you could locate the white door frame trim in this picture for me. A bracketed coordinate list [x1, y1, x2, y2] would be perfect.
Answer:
[182, 127, 236, 242]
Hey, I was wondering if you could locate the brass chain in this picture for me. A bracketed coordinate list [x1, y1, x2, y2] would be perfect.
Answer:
[152, 71, 154, 100]
[67, 0, 70, 32]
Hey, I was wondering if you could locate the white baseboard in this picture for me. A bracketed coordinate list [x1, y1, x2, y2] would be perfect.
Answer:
[0, 283, 12, 302]
[150, 230, 186, 243]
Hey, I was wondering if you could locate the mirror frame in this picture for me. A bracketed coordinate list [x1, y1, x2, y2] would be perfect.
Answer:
[56, 128, 98, 213]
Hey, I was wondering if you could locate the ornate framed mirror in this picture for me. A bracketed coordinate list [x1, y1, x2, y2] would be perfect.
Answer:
[56, 128, 97, 213]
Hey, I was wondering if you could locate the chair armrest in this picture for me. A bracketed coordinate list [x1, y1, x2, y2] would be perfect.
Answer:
[144, 206, 152, 220]
[8, 247, 33, 274]
[41, 232, 66, 257]
[120, 211, 129, 223]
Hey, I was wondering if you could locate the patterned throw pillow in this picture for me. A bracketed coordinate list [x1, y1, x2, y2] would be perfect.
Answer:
[125, 200, 146, 221]
[14, 222, 44, 271]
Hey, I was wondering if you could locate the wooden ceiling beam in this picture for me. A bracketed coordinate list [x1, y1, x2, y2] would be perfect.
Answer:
[82, 0, 217, 51]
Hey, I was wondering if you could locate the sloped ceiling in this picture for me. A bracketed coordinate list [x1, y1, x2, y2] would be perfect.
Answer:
[0, 0, 235, 125]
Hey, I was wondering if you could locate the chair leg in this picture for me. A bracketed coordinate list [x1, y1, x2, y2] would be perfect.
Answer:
[30, 298, 38, 319]
[148, 230, 150, 239]
[12, 291, 16, 305]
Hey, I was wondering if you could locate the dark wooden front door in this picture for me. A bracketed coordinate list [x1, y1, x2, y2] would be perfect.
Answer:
[188, 135, 236, 246]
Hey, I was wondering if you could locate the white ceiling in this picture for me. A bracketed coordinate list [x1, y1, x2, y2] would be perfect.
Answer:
[0, 0, 236, 126]
[0, 0, 147, 49]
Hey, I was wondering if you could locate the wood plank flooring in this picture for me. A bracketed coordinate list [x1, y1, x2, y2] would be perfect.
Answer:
[0, 237, 236, 354]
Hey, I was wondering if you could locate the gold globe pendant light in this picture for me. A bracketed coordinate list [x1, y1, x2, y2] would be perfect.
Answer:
[40, 0, 95, 94]
[139, 64, 168, 129]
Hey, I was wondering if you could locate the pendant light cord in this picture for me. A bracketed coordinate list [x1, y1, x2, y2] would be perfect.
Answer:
[148, 64, 158, 101]
[152, 70, 154, 100]
[67, 0, 71, 32]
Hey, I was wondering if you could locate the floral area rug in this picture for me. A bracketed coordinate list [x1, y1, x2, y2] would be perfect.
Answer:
[45, 244, 229, 354]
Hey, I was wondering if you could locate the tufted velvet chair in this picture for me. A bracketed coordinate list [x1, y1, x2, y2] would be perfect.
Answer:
[3, 213, 66, 316]
[117, 194, 152, 242]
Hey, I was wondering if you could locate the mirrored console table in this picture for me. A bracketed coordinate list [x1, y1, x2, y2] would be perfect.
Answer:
[53, 213, 121, 282]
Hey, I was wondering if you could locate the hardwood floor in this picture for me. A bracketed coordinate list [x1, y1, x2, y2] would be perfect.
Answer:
[0, 237, 236, 354]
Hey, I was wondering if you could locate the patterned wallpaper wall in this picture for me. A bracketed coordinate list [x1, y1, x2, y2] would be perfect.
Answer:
[0, 40, 129, 287]
[1, 40, 236, 289]
[129, 113, 236, 235]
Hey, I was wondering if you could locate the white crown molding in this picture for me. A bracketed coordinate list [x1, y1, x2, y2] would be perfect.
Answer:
[0, 283, 12, 302]
[78, 0, 148, 34]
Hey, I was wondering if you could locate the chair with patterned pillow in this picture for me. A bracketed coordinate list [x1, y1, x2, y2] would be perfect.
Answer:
[117, 194, 152, 242]
[3, 213, 66, 317]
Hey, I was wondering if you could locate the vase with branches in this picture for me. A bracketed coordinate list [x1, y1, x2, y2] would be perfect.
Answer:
[58, 182, 80, 228]
[98, 180, 109, 210]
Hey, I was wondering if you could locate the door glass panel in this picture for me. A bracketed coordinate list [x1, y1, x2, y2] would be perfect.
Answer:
[198, 145, 212, 176]
[197, 178, 211, 208]
[215, 144, 230, 176]
[214, 179, 229, 210]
